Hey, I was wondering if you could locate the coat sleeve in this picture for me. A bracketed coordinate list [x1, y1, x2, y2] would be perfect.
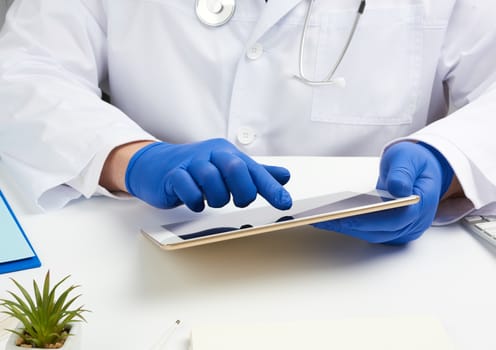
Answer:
[394, 0, 496, 223]
[0, 0, 155, 210]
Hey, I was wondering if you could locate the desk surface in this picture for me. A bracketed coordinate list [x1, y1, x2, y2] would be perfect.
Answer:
[1, 157, 495, 350]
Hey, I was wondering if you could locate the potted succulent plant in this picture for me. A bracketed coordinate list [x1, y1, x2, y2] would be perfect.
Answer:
[0, 271, 89, 349]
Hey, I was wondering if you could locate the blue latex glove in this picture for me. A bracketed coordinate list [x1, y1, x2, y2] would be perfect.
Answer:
[125, 139, 293, 212]
[312, 142, 454, 244]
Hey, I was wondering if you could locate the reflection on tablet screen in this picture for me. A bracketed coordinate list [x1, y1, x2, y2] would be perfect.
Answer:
[178, 216, 296, 240]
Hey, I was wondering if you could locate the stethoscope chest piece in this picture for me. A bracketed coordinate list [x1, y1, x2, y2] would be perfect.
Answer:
[196, 0, 236, 27]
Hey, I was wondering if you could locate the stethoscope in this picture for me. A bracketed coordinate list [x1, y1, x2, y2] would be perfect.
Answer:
[196, 0, 366, 87]
[195, 0, 236, 27]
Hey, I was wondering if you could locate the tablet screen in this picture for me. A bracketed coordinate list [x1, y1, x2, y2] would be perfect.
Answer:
[174, 192, 391, 240]
[141, 190, 419, 249]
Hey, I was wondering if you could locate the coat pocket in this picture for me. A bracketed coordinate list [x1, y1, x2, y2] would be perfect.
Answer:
[310, 4, 424, 125]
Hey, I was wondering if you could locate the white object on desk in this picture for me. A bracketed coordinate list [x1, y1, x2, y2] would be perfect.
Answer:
[462, 215, 496, 247]
[190, 316, 455, 350]
[0, 315, 16, 341]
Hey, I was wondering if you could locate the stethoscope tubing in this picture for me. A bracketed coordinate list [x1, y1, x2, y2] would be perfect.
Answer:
[195, 0, 366, 87]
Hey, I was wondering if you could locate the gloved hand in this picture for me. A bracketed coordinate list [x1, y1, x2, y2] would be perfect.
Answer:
[125, 138, 293, 212]
[312, 142, 454, 244]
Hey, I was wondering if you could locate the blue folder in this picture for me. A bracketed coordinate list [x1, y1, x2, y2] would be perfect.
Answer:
[0, 190, 41, 274]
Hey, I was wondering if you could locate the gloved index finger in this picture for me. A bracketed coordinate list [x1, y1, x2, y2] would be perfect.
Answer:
[239, 154, 293, 210]
[262, 164, 291, 185]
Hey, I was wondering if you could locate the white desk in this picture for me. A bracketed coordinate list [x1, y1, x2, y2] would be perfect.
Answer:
[1, 157, 496, 349]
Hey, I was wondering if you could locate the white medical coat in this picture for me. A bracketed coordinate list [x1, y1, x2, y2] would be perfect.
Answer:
[0, 0, 495, 214]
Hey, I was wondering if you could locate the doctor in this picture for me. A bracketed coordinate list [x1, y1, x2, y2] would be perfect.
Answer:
[0, 0, 495, 244]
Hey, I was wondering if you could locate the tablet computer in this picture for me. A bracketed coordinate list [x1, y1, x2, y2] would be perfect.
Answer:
[141, 190, 420, 250]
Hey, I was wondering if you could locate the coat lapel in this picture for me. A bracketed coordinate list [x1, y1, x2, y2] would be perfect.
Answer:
[247, 0, 305, 46]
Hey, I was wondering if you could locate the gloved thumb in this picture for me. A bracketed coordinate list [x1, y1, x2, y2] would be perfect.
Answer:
[379, 141, 454, 199]
[386, 167, 416, 197]
[378, 143, 419, 198]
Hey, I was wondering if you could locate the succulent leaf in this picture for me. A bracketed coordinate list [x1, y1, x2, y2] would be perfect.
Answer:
[0, 271, 89, 348]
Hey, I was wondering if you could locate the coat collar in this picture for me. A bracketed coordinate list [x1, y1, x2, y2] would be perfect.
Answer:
[247, 0, 304, 46]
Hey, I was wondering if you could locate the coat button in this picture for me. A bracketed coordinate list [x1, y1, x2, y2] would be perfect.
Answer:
[236, 126, 257, 145]
[246, 43, 264, 60]
[207, 1, 223, 13]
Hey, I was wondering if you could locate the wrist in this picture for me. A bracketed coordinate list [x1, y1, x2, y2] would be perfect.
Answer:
[441, 174, 464, 201]
[99, 140, 156, 192]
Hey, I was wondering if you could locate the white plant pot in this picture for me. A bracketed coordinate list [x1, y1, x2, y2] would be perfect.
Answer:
[5, 323, 81, 350]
